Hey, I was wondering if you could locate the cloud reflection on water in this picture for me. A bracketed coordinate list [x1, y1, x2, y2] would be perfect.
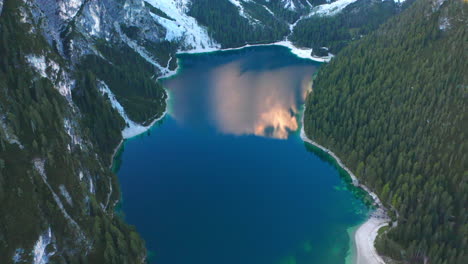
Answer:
[166, 58, 315, 139]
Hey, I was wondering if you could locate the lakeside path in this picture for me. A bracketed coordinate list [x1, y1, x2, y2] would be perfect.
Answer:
[300, 124, 390, 264]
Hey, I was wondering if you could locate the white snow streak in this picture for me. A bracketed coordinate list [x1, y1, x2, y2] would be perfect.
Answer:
[33, 228, 55, 264]
[0, 0, 4, 17]
[310, 0, 358, 16]
[0, 116, 24, 149]
[98, 81, 167, 138]
[33, 159, 87, 244]
[282, 0, 297, 10]
[59, 185, 73, 206]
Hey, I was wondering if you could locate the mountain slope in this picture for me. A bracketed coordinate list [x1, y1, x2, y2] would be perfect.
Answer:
[0, 0, 407, 262]
[0, 0, 174, 262]
[304, 0, 467, 263]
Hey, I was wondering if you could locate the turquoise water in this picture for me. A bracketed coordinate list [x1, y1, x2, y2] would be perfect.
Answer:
[115, 46, 369, 264]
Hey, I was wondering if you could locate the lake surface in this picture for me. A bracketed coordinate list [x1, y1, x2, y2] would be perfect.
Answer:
[115, 46, 369, 264]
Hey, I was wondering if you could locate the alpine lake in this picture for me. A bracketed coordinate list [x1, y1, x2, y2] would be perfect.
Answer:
[113, 45, 372, 264]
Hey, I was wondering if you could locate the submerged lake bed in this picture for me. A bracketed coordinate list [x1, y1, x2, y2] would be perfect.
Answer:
[115, 46, 370, 264]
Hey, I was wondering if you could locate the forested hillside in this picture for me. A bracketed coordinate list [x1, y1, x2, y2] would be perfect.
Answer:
[188, 0, 403, 54]
[0, 0, 169, 262]
[304, 0, 467, 263]
[291, 0, 403, 55]
[189, 0, 290, 47]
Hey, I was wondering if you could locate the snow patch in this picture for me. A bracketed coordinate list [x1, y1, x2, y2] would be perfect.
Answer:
[432, 0, 447, 12]
[144, 0, 219, 50]
[0, 115, 24, 149]
[33, 227, 55, 264]
[0, 0, 4, 17]
[26, 54, 74, 102]
[64, 118, 83, 149]
[26, 55, 48, 78]
[88, 1, 101, 36]
[12, 248, 25, 263]
[228, 0, 261, 24]
[439, 16, 450, 31]
[98, 80, 167, 138]
[310, 0, 358, 16]
[263, 5, 275, 16]
[117, 24, 174, 76]
[282, 0, 297, 10]
[102, 179, 113, 210]
[59, 185, 73, 206]
[33, 158, 88, 245]
[58, 0, 84, 21]
[33, 159, 47, 178]
[179, 40, 333, 63]
[89, 176, 94, 194]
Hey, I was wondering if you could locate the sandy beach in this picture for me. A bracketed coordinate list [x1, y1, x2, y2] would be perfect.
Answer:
[355, 208, 389, 264]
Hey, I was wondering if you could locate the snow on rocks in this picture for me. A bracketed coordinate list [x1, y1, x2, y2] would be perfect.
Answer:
[98, 80, 167, 139]
[25, 54, 75, 102]
[87, 1, 101, 36]
[57, 0, 84, 21]
[12, 248, 25, 263]
[309, 0, 358, 16]
[33, 227, 55, 264]
[0, 0, 4, 16]
[144, 0, 219, 51]
[63, 118, 83, 150]
[26, 55, 48, 78]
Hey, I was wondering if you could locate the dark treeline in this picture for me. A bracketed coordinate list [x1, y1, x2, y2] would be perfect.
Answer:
[304, 0, 467, 263]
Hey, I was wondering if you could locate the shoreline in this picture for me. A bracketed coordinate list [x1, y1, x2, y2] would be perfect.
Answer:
[300, 115, 390, 264]
[111, 44, 387, 263]
[109, 99, 169, 169]
[177, 40, 333, 63]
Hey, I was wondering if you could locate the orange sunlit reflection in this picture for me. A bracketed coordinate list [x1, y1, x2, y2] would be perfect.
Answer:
[166, 59, 315, 139]
[211, 61, 313, 139]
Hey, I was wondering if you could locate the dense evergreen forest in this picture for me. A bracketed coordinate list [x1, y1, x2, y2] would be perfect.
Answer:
[189, 0, 290, 47]
[291, 0, 402, 55]
[188, 0, 403, 55]
[304, 0, 467, 263]
[79, 44, 167, 125]
[0, 0, 167, 262]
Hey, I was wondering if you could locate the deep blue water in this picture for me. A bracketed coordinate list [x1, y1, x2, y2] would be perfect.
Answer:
[115, 46, 369, 264]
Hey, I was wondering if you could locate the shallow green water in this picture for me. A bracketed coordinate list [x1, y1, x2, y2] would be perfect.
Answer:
[115, 46, 370, 264]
